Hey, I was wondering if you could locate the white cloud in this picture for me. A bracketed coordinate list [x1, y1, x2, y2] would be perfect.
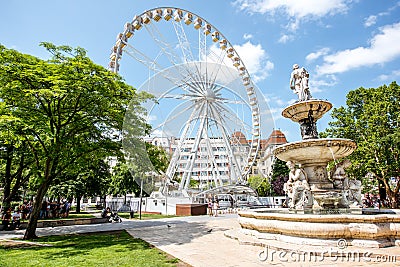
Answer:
[377, 69, 400, 81]
[233, 0, 352, 42]
[364, 2, 400, 28]
[364, 15, 377, 27]
[317, 22, 400, 75]
[243, 33, 253, 40]
[311, 75, 338, 93]
[306, 48, 330, 62]
[205, 41, 273, 83]
[232, 41, 274, 82]
[278, 34, 294, 44]
[234, 0, 351, 19]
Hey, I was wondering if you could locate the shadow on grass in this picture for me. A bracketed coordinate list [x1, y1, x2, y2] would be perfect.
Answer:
[1, 230, 185, 267]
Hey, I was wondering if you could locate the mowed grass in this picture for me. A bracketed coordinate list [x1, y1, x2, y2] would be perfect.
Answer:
[0, 230, 182, 267]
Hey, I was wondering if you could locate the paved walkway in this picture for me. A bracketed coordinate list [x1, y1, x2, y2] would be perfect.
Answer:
[1, 214, 399, 266]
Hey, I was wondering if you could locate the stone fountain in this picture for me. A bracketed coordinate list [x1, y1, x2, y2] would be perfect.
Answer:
[236, 64, 400, 248]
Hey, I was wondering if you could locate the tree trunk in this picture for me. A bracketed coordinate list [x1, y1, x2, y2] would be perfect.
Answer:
[75, 194, 81, 213]
[23, 180, 51, 239]
[2, 145, 13, 214]
[382, 178, 399, 208]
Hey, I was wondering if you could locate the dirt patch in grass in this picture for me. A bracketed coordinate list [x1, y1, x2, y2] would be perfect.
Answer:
[0, 240, 51, 248]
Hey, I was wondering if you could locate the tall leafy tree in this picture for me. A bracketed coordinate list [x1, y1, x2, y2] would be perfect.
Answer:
[0, 43, 151, 239]
[270, 158, 289, 196]
[323, 82, 400, 207]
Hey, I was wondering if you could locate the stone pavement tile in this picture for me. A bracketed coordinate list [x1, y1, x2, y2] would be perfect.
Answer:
[126, 217, 267, 267]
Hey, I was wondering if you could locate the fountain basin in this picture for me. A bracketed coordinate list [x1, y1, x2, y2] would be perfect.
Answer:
[282, 99, 332, 123]
[238, 208, 400, 248]
[273, 138, 356, 165]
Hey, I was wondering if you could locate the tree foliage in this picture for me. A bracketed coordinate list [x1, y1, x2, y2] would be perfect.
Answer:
[270, 158, 289, 196]
[145, 142, 170, 175]
[323, 82, 400, 207]
[248, 175, 271, 197]
[0, 43, 151, 238]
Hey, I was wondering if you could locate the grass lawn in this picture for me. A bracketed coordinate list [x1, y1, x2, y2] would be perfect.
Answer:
[0, 230, 185, 267]
[118, 213, 178, 220]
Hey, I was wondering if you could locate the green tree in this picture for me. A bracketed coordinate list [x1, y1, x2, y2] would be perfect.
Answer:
[248, 175, 271, 197]
[270, 158, 289, 196]
[323, 82, 400, 207]
[109, 161, 142, 199]
[48, 158, 112, 212]
[145, 142, 170, 175]
[0, 43, 150, 239]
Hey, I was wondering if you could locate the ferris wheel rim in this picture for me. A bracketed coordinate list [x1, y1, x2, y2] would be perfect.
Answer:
[113, 6, 261, 178]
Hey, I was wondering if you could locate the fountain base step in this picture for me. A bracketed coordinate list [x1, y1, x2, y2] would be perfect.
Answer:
[238, 208, 400, 248]
[237, 228, 397, 248]
[289, 207, 362, 215]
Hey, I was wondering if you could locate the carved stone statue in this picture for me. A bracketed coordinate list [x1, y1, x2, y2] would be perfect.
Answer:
[330, 160, 362, 208]
[330, 160, 351, 189]
[345, 179, 362, 208]
[290, 64, 312, 101]
[284, 161, 311, 209]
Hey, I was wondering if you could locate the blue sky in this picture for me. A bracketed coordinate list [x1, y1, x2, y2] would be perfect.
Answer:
[2, 0, 400, 142]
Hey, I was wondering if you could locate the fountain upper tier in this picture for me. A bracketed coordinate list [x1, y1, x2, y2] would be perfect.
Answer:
[273, 138, 356, 165]
[282, 99, 332, 123]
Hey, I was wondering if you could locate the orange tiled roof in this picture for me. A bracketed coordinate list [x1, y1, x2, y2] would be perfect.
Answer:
[265, 129, 287, 147]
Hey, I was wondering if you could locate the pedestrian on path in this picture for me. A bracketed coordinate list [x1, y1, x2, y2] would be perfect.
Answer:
[213, 197, 219, 217]
[207, 198, 213, 216]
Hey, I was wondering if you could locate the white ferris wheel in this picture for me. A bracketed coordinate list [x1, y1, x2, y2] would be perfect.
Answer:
[110, 7, 271, 195]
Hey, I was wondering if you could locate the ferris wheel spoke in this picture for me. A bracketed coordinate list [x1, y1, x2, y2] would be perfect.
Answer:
[219, 98, 247, 105]
[213, 101, 254, 131]
[207, 106, 243, 183]
[205, 55, 231, 88]
[162, 93, 199, 100]
[179, 104, 208, 189]
[171, 19, 195, 63]
[166, 101, 205, 181]
[143, 22, 207, 90]
[150, 100, 196, 132]
[123, 44, 163, 73]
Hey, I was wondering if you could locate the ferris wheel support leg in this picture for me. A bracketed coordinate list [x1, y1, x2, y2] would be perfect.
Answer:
[203, 136, 223, 189]
[181, 116, 207, 190]
[179, 104, 207, 191]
